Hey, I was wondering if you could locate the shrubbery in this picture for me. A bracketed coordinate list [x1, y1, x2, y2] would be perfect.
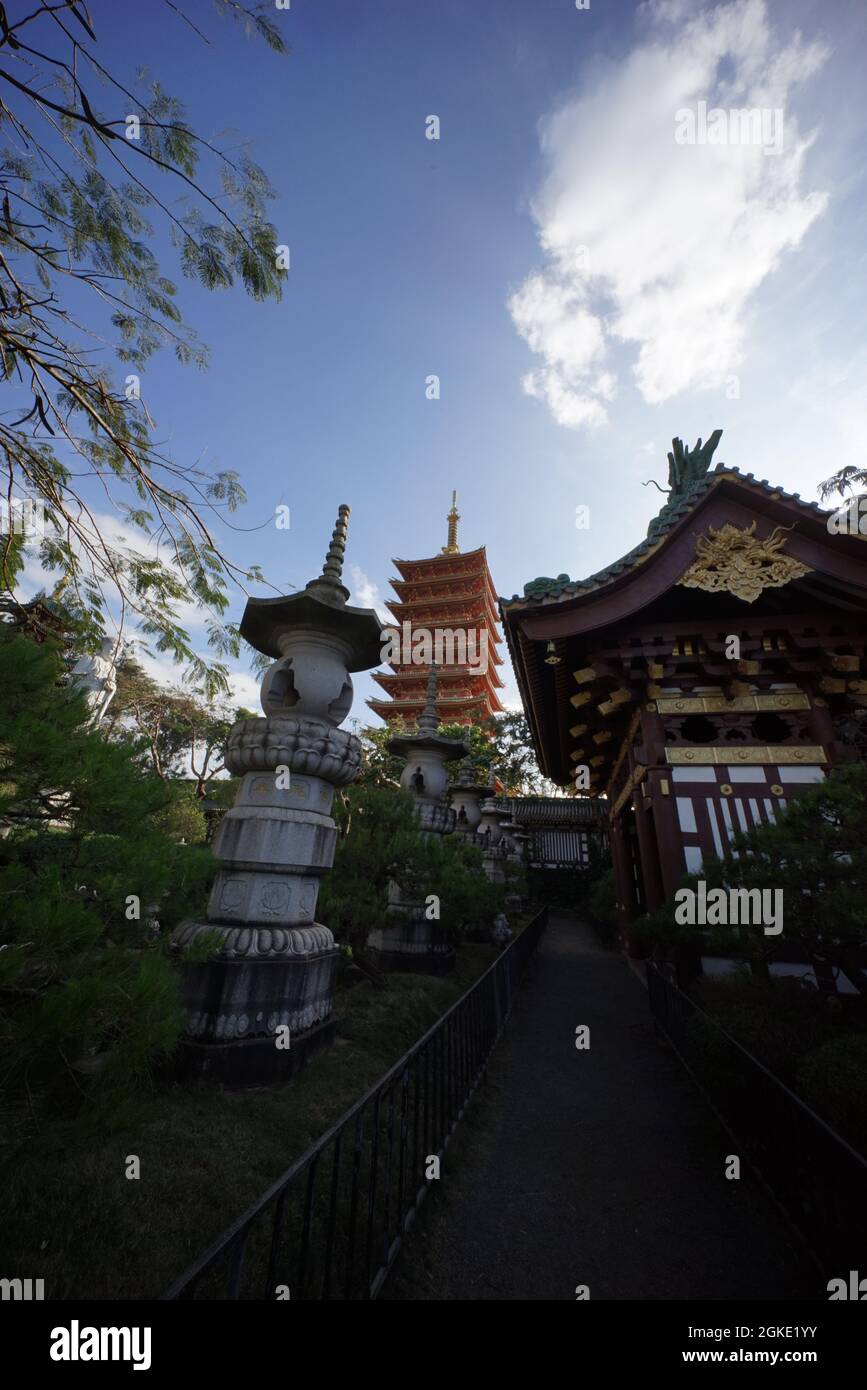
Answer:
[319, 782, 504, 954]
[0, 631, 214, 1136]
[797, 1033, 867, 1156]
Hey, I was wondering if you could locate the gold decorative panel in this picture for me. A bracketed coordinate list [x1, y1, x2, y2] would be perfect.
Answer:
[655, 692, 810, 715]
[665, 745, 826, 766]
[677, 522, 812, 604]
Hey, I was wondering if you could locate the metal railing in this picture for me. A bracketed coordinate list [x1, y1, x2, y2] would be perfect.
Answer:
[647, 961, 867, 1273]
[162, 905, 549, 1301]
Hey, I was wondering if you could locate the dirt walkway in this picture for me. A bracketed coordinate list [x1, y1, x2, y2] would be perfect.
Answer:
[383, 912, 816, 1301]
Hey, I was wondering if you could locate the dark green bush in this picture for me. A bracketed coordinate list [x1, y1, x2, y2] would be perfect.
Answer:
[796, 1033, 867, 1157]
[690, 973, 834, 1086]
[0, 630, 213, 1132]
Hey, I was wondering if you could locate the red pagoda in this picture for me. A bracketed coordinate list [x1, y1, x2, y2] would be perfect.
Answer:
[368, 493, 505, 727]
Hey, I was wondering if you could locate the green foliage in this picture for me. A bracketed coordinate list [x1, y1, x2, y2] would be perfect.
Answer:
[588, 866, 618, 931]
[796, 1033, 867, 1156]
[357, 710, 542, 793]
[319, 783, 504, 953]
[441, 711, 542, 792]
[106, 657, 239, 794]
[0, 3, 287, 695]
[432, 835, 505, 942]
[0, 630, 213, 1135]
[152, 786, 208, 844]
[355, 727, 404, 787]
[690, 973, 835, 1088]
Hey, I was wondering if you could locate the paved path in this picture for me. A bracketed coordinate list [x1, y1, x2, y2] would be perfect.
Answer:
[384, 912, 816, 1301]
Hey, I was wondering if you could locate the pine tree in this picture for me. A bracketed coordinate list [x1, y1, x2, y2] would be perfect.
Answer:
[0, 629, 214, 1135]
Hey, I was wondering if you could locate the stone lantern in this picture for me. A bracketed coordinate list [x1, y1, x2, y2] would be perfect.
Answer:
[478, 795, 506, 883]
[367, 665, 468, 974]
[172, 505, 382, 1083]
[513, 828, 532, 859]
[478, 796, 504, 844]
[498, 812, 520, 857]
[450, 761, 494, 836]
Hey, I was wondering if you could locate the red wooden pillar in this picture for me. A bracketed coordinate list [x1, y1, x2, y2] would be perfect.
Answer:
[633, 792, 664, 912]
[648, 771, 687, 901]
[609, 816, 637, 926]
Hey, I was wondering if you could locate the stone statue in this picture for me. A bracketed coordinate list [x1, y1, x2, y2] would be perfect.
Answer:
[491, 913, 512, 948]
[69, 637, 123, 725]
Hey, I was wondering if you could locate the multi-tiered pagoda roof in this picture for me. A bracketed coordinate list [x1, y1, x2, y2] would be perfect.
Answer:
[368, 493, 505, 726]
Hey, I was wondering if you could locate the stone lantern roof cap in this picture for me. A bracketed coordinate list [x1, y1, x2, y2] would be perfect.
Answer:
[240, 504, 384, 668]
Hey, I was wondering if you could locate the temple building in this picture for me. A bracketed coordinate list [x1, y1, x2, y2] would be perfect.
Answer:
[501, 433, 867, 929]
[368, 492, 506, 726]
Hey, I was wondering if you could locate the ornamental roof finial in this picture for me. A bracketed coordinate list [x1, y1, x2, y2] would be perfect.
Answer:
[442, 490, 460, 555]
[305, 503, 351, 603]
[322, 503, 350, 583]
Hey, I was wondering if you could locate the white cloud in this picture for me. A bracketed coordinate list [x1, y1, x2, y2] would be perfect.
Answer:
[227, 669, 262, 712]
[509, 0, 829, 428]
[349, 563, 390, 623]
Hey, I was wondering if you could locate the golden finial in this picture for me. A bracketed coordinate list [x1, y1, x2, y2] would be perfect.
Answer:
[441, 490, 460, 554]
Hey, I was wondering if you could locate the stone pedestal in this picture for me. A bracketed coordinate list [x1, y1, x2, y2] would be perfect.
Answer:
[367, 893, 455, 975]
[171, 506, 382, 1084]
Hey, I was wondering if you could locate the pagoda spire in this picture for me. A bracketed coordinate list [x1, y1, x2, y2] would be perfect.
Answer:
[306, 503, 351, 603]
[441, 490, 460, 555]
[418, 662, 440, 735]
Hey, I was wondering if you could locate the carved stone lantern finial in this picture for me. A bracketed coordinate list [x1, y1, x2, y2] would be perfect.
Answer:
[308, 503, 351, 600]
[418, 661, 440, 736]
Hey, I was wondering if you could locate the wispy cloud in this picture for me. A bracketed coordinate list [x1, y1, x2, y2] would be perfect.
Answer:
[509, 0, 829, 428]
[349, 563, 389, 623]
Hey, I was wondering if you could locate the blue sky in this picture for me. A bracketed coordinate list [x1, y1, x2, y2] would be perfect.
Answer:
[18, 0, 867, 720]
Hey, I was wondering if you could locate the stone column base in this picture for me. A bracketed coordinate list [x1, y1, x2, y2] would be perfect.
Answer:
[171, 1017, 335, 1086]
[173, 922, 338, 1043]
[367, 922, 455, 976]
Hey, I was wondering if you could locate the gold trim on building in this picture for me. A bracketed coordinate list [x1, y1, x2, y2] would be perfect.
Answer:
[610, 763, 648, 820]
[677, 522, 812, 604]
[605, 710, 642, 793]
[665, 745, 826, 766]
[573, 667, 597, 685]
[654, 692, 810, 715]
